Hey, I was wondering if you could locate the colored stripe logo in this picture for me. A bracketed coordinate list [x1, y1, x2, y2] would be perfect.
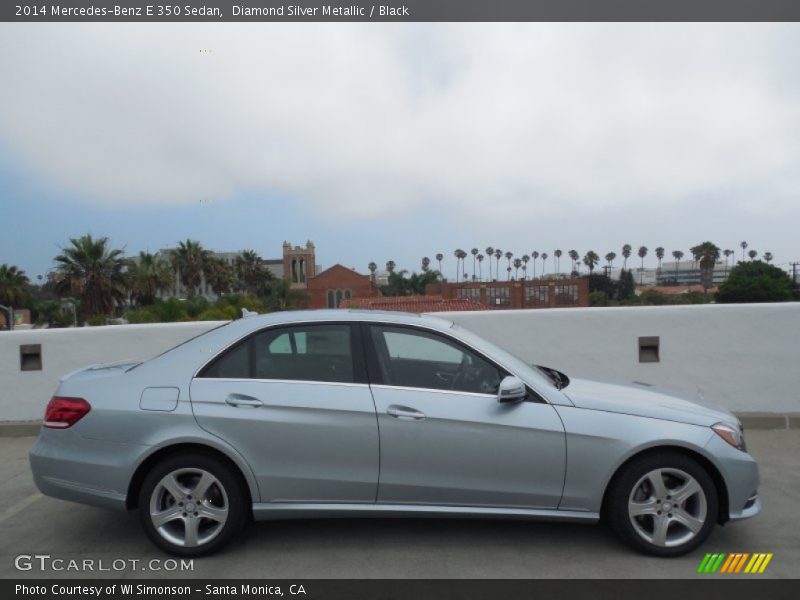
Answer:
[697, 552, 773, 574]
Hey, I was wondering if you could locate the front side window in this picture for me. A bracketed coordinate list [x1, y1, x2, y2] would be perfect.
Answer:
[199, 324, 354, 383]
[370, 326, 503, 395]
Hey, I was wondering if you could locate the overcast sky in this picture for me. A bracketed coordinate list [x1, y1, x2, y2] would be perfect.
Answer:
[1, 23, 799, 279]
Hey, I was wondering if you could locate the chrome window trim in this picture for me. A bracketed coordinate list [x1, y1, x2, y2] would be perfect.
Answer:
[191, 377, 369, 389]
[368, 383, 495, 399]
[191, 318, 548, 403]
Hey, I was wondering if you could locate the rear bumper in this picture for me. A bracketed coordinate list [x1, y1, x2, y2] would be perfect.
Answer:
[29, 428, 144, 512]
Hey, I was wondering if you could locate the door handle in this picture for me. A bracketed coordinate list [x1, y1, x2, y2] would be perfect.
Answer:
[225, 393, 263, 408]
[387, 405, 426, 420]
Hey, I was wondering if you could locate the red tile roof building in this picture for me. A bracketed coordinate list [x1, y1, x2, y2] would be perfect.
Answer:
[305, 264, 381, 309]
[340, 295, 492, 313]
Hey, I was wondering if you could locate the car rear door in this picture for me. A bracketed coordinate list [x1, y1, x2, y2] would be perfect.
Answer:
[366, 323, 566, 509]
[190, 322, 379, 503]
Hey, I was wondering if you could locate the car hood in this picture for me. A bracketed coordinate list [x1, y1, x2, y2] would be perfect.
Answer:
[562, 376, 738, 427]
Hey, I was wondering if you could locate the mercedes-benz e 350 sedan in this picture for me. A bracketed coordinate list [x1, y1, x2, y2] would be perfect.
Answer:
[30, 310, 760, 557]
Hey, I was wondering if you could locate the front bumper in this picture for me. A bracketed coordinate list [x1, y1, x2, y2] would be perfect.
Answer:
[704, 433, 761, 522]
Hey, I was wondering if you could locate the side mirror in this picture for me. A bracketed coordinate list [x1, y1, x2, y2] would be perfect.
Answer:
[497, 375, 527, 403]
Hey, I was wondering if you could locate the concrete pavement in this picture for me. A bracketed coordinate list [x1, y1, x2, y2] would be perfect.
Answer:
[1, 430, 798, 579]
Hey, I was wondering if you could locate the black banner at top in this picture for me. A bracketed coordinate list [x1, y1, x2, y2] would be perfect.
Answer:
[2, 0, 800, 22]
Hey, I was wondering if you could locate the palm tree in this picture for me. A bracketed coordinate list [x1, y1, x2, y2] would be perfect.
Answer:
[521, 254, 530, 280]
[127, 252, 172, 306]
[504, 251, 513, 280]
[637, 246, 648, 285]
[494, 249, 502, 280]
[513, 258, 522, 280]
[368, 261, 378, 284]
[54, 234, 127, 318]
[421, 256, 431, 272]
[622, 244, 632, 269]
[672, 250, 684, 282]
[582, 251, 600, 275]
[386, 260, 396, 274]
[485, 247, 494, 280]
[655, 247, 665, 270]
[234, 250, 267, 296]
[605, 252, 616, 270]
[723, 249, 734, 272]
[172, 239, 210, 296]
[470, 248, 479, 281]
[690, 241, 721, 296]
[476, 254, 484, 280]
[740, 241, 748, 262]
[0, 264, 30, 309]
[453, 250, 462, 283]
[554, 249, 562, 275]
[435, 253, 444, 275]
[541, 252, 549, 277]
[763, 252, 773, 263]
[747, 249, 757, 261]
[568, 250, 579, 276]
[204, 256, 234, 296]
[531, 251, 540, 279]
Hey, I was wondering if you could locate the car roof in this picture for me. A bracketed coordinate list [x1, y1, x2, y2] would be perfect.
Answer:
[234, 309, 454, 332]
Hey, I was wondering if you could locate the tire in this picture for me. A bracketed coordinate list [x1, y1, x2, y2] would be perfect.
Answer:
[606, 451, 719, 557]
[138, 452, 248, 557]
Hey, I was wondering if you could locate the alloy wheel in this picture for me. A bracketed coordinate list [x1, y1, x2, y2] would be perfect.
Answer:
[149, 467, 229, 548]
[627, 467, 707, 548]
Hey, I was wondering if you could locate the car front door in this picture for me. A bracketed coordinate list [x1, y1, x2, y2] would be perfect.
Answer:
[190, 322, 379, 503]
[366, 324, 565, 509]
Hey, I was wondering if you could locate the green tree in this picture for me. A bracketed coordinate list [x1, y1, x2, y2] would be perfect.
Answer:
[582, 250, 599, 275]
[484, 247, 494, 280]
[568, 249, 579, 275]
[690, 241, 721, 296]
[554, 249, 562, 274]
[54, 234, 127, 318]
[717, 261, 793, 303]
[127, 252, 172, 307]
[617, 269, 636, 300]
[235, 250, 271, 296]
[264, 278, 309, 311]
[205, 256, 235, 296]
[172, 239, 210, 296]
[621, 244, 632, 269]
[655, 246, 665, 269]
[637, 246, 648, 284]
[0, 264, 30, 308]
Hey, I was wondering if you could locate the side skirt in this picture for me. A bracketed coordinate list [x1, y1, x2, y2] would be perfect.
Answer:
[252, 502, 600, 523]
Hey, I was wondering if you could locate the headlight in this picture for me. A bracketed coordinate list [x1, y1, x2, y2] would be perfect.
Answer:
[712, 422, 747, 452]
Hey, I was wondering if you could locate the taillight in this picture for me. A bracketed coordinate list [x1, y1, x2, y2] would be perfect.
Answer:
[44, 396, 91, 429]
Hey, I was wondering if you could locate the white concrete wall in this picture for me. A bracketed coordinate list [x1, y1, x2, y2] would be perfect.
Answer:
[443, 303, 800, 414]
[1, 304, 798, 421]
[0, 322, 224, 421]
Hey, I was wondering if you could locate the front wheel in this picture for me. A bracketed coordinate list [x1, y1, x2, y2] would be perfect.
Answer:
[606, 451, 719, 557]
[138, 452, 248, 557]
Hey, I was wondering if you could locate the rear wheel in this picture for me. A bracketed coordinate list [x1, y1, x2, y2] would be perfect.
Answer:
[138, 452, 248, 557]
[607, 451, 718, 557]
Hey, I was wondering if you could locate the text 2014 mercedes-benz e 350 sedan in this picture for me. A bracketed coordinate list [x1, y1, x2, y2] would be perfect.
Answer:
[30, 310, 760, 557]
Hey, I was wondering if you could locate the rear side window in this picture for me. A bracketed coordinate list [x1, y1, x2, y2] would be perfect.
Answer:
[198, 324, 355, 384]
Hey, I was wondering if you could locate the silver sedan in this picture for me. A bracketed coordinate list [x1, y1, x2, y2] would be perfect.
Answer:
[30, 310, 760, 557]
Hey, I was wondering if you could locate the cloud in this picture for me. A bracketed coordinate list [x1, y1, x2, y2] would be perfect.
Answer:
[1, 23, 799, 224]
